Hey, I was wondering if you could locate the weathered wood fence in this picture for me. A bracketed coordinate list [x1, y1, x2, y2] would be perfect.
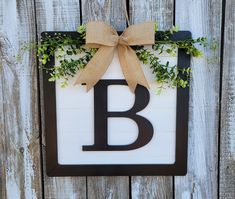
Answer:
[0, 0, 234, 198]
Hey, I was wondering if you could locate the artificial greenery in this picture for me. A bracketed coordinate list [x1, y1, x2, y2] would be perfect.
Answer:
[37, 23, 208, 90]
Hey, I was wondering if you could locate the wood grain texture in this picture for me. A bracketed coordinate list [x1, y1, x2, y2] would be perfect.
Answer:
[175, 0, 222, 198]
[34, 0, 86, 198]
[0, 0, 42, 198]
[219, 0, 235, 198]
[129, 0, 174, 198]
[35, 0, 81, 31]
[87, 177, 129, 199]
[81, 1, 129, 198]
[81, 0, 126, 31]
[129, 0, 174, 29]
[0, 34, 8, 199]
[131, 176, 172, 199]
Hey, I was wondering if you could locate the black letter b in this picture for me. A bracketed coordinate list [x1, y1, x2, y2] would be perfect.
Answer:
[83, 80, 154, 151]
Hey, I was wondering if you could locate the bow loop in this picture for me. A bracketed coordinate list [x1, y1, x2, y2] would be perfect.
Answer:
[75, 21, 155, 92]
[86, 21, 119, 47]
[122, 22, 155, 45]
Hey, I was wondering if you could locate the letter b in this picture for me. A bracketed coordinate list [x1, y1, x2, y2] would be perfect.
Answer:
[83, 80, 153, 151]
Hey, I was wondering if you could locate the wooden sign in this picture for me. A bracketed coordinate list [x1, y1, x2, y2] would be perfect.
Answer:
[42, 31, 190, 176]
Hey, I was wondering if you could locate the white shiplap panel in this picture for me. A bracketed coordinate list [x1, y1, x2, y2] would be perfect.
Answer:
[55, 49, 177, 165]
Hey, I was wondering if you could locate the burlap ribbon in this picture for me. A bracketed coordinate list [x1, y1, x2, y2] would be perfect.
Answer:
[75, 21, 155, 92]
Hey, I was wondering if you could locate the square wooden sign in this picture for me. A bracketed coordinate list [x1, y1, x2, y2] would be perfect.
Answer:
[42, 31, 190, 176]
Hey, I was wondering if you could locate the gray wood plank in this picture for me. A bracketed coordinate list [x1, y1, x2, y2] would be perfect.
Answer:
[129, 0, 174, 198]
[81, 0, 126, 31]
[219, 0, 235, 198]
[129, 0, 174, 29]
[87, 176, 129, 199]
[175, 0, 222, 198]
[0, 34, 8, 199]
[0, 0, 42, 198]
[81, 0, 129, 198]
[131, 176, 172, 199]
[34, 0, 86, 198]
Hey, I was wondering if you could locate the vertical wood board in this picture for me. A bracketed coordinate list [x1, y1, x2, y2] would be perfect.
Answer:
[81, 0, 126, 31]
[175, 0, 222, 198]
[219, 0, 235, 198]
[0, 0, 42, 198]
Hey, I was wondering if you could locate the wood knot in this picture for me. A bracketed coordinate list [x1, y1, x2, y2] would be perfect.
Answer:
[19, 147, 24, 153]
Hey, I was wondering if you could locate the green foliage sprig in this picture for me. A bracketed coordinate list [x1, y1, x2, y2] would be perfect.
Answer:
[36, 23, 208, 91]
[135, 46, 191, 89]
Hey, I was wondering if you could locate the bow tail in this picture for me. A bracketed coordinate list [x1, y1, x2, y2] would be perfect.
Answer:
[74, 46, 115, 91]
[118, 45, 150, 92]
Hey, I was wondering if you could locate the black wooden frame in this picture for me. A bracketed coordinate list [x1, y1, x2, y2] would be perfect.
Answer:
[41, 31, 191, 176]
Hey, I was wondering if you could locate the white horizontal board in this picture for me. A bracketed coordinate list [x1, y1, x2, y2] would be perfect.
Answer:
[55, 46, 177, 165]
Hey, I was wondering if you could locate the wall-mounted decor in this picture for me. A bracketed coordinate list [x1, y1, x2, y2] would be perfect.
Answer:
[2, 0, 231, 197]
[41, 25, 194, 176]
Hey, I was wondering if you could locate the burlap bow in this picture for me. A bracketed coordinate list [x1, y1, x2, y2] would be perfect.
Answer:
[75, 21, 155, 92]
